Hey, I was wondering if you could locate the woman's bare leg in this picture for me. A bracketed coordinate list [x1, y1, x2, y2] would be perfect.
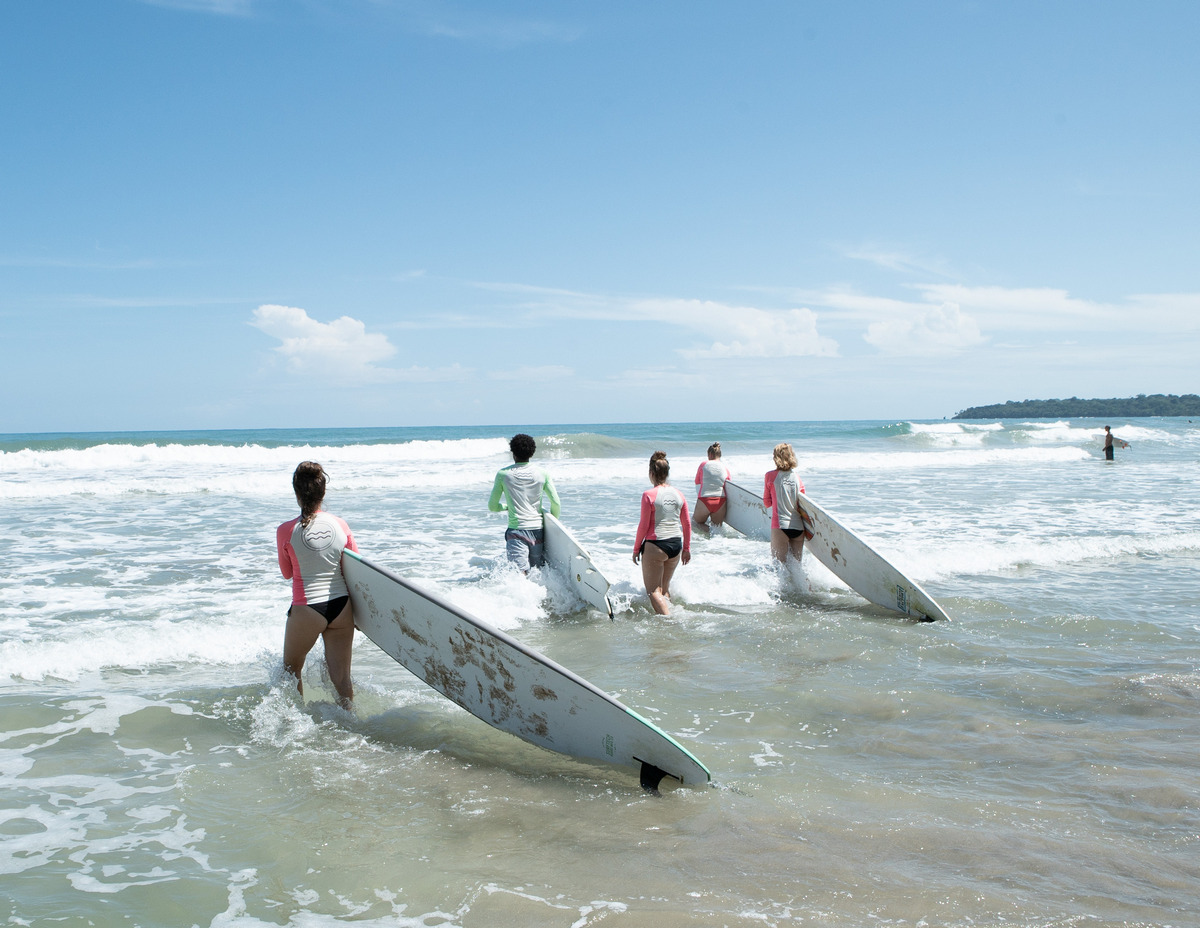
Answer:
[659, 551, 681, 602]
[282, 604, 326, 697]
[640, 543, 674, 615]
[770, 528, 791, 564]
[321, 602, 356, 709]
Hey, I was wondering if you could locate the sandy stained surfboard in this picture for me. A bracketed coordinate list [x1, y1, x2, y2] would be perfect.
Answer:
[343, 550, 710, 789]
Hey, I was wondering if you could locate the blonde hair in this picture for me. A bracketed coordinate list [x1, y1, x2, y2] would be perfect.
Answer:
[772, 443, 797, 471]
[707, 442, 721, 459]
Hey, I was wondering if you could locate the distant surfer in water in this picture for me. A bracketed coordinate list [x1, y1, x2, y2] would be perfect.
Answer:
[488, 433, 561, 574]
[764, 443, 811, 565]
[693, 442, 731, 534]
[276, 461, 358, 709]
[1103, 425, 1130, 461]
[633, 451, 691, 615]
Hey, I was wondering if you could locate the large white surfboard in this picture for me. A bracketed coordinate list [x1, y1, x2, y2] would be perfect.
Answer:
[723, 480, 950, 622]
[343, 550, 709, 790]
[542, 513, 614, 618]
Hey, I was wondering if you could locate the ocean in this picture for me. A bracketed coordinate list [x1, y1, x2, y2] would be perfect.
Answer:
[2, 418, 1198, 927]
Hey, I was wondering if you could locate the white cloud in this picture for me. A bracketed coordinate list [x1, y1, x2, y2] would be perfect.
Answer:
[367, 0, 582, 47]
[780, 287, 920, 323]
[910, 285, 1200, 334]
[628, 299, 838, 360]
[136, 0, 253, 14]
[912, 285, 1113, 329]
[489, 365, 574, 381]
[470, 284, 840, 360]
[251, 304, 475, 383]
[1125, 292, 1200, 328]
[793, 282, 1200, 357]
[424, 17, 582, 47]
[863, 301, 986, 357]
[609, 366, 708, 392]
[843, 246, 955, 279]
[251, 304, 396, 380]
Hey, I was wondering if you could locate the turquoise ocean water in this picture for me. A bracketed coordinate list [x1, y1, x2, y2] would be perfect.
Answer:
[2, 418, 1198, 927]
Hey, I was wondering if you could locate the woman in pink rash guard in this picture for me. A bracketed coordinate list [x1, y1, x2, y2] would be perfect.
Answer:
[693, 441, 732, 532]
[276, 461, 358, 709]
[763, 442, 810, 566]
[633, 451, 691, 615]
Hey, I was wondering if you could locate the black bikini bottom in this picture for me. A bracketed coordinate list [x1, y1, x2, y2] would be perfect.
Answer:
[643, 538, 682, 559]
[289, 595, 349, 623]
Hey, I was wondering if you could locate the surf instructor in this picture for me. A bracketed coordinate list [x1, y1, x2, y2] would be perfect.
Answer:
[276, 461, 358, 709]
[489, 433, 561, 573]
[1103, 425, 1130, 461]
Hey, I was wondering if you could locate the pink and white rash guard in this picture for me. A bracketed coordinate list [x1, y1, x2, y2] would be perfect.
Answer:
[634, 484, 692, 553]
[694, 460, 732, 499]
[762, 469, 807, 531]
[276, 511, 358, 606]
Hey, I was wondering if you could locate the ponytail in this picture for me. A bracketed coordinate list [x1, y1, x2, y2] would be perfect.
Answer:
[649, 452, 670, 485]
[292, 461, 327, 525]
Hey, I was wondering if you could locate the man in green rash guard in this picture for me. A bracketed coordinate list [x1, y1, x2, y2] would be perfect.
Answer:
[488, 433, 561, 573]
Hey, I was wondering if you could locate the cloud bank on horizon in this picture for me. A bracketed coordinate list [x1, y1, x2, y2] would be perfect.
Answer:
[249, 278, 1196, 386]
[1, 0, 1197, 431]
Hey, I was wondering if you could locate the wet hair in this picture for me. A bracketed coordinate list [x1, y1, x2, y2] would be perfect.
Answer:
[773, 443, 797, 471]
[510, 433, 536, 463]
[649, 451, 670, 484]
[707, 442, 722, 459]
[293, 461, 327, 525]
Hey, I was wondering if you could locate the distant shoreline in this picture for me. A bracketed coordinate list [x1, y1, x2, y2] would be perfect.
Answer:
[954, 394, 1200, 420]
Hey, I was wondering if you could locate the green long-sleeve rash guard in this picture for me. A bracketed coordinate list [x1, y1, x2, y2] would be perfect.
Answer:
[488, 462, 561, 530]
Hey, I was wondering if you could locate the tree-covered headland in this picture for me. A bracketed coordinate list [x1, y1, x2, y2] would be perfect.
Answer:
[953, 394, 1200, 420]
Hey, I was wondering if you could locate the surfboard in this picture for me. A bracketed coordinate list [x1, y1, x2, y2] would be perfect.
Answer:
[542, 513, 614, 618]
[342, 550, 709, 790]
[722, 480, 950, 622]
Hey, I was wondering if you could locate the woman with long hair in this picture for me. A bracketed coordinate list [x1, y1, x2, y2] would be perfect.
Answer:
[276, 461, 358, 708]
[693, 441, 731, 532]
[633, 451, 691, 615]
[763, 443, 809, 565]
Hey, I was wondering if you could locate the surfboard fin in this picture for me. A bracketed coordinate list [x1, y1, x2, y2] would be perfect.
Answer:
[639, 761, 669, 795]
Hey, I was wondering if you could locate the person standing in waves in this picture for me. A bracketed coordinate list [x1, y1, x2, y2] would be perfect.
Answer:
[488, 433, 561, 573]
[1103, 425, 1130, 461]
[276, 461, 358, 709]
[763, 442, 810, 565]
[693, 441, 732, 534]
[633, 451, 691, 615]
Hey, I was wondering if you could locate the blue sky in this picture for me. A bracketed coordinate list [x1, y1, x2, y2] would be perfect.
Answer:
[2, 0, 1197, 432]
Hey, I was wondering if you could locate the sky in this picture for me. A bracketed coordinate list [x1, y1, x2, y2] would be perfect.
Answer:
[2, 0, 1198, 432]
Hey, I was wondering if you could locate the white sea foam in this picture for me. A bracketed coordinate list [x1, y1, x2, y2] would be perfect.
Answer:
[4, 420, 1200, 927]
[906, 421, 1005, 446]
[0, 431, 1120, 502]
[912, 530, 1200, 581]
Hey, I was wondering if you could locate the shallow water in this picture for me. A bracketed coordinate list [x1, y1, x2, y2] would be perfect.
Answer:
[2, 418, 1199, 926]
